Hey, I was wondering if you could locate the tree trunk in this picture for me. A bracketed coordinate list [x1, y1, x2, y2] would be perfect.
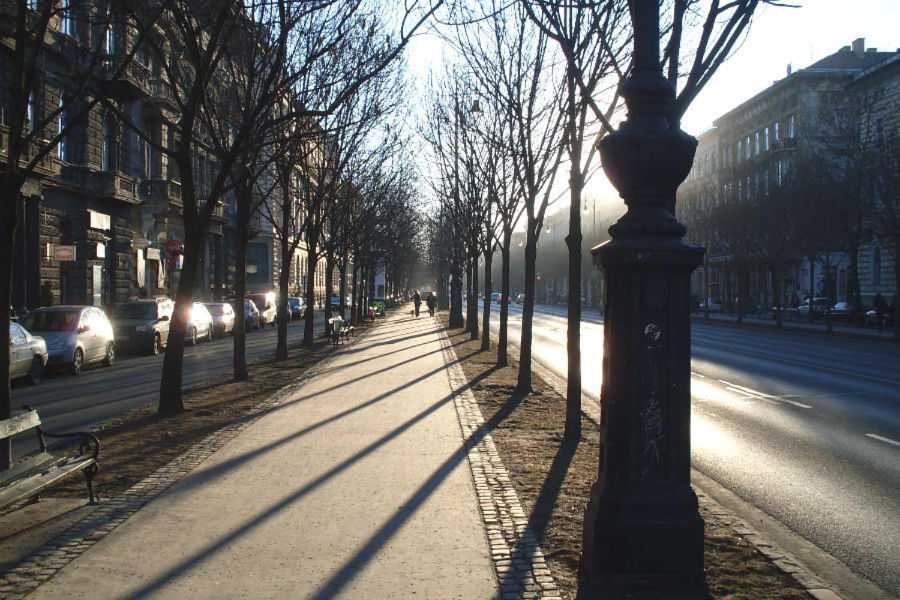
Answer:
[304, 243, 317, 348]
[497, 233, 511, 367]
[808, 254, 816, 323]
[470, 248, 479, 341]
[339, 254, 348, 319]
[276, 241, 290, 361]
[735, 264, 745, 325]
[565, 153, 583, 442]
[893, 237, 899, 342]
[481, 250, 492, 351]
[516, 234, 538, 394]
[0, 201, 16, 469]
[159, 232, 203, 415]
[232, 192, 250, 381]
[703, 253, 709, 319]
[324, 251, 334, 336]
[774, 263, 783, 328]
[351, 258, 360, 324]
[449, 253, 464, 328]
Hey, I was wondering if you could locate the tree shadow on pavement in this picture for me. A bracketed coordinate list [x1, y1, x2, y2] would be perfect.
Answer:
[127, 347, 502, 598]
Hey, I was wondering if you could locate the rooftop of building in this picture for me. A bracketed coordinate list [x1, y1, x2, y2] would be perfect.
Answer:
[713, 38, 899, 128]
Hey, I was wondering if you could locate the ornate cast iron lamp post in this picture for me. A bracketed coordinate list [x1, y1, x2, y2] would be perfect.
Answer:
[580, 0, 705, 593]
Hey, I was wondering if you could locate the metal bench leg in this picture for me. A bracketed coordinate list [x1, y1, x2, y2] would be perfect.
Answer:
[84, 464, 99, 505]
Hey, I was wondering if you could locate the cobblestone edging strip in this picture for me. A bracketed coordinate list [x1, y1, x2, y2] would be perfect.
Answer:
[524, 345, 846, 600]
[439, 328, 562, 600]
[0, 344, 347, 600]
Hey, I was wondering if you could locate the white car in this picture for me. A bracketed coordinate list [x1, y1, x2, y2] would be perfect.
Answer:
[9, 322, 48, 384]
[182, 302, 214, 344]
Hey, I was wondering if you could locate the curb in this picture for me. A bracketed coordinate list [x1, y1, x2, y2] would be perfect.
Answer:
[690, 314, 895, 343]
[440, 323, 562, 600]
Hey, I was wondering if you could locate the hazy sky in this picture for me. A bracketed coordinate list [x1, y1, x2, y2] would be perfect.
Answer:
[406, 1, 900, 210]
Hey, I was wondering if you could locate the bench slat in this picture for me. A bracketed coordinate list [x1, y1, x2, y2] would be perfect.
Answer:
[0, 456, 96, 509]
[0, 452, 58, 485]
[0, 411, 41, 441]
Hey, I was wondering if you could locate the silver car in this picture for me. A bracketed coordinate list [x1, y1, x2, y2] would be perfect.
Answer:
[9, 322, 48, 384]
[203, 302, 235, 337]
[21, 306, 116, 375]
[182, 302, 214, 344]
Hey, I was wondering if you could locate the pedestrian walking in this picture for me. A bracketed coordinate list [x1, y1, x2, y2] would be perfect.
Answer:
[426, 292, 436, 317]
[413, 290, 421, 318]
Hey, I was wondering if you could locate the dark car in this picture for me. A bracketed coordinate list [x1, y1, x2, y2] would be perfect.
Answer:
[797, 297, 831, 320]
[287, 296, 305, 321]
[113, 298, 174, 355]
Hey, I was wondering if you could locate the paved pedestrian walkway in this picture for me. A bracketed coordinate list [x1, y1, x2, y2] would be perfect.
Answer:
[30, 311, 497, 599]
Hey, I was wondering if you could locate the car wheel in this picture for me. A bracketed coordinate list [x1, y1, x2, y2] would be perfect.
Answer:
[71, 348, 84, 376]
[152, 334, 161, 356]
[190, 327, 198, 345]
[103, 342, 116, 367]
[25, 357, 44, 385]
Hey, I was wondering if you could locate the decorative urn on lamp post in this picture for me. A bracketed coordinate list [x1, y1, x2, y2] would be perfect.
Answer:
[579, 0, 705, 595]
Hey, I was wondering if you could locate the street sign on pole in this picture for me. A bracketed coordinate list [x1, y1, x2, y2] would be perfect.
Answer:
[53, 245, 77, 262]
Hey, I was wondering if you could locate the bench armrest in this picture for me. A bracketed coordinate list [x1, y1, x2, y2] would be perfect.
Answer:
[22, 405, 101, 461]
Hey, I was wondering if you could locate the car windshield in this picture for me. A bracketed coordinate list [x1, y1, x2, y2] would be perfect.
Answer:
[288, 298, 300, 307]
[23, 310, 80, 332]
[247, 295, 266, 309]
[117, 303, 157, 320]
[206, 304, 225, 315]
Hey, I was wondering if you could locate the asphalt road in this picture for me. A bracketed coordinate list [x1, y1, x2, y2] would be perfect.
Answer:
[11, 315, 325, 452]
[485, 301, 900, 596]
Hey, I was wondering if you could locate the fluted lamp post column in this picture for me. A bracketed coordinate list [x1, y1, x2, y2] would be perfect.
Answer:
[579, 0, 704, 594]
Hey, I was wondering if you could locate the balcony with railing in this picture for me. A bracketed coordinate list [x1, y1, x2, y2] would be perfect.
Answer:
[0, 125, 57, 176]
[146, 78, 178, 109]
[98, 53, 152, 102]
[59, 165, 139, 204]
[145, 177, 182, 209]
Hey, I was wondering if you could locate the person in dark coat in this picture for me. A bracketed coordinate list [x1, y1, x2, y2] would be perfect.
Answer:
[426, 293, 436, 317]
[413, 290, 422, 317]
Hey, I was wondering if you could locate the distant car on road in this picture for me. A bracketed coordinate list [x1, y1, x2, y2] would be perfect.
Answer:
[247, 292, 277, 328]
[865, 308, 895, 328]
[8, 322, 48, 384]
[829, 301, 853, 321]
[181, 302, 214, 344]
[241, 299, 261, 331]
[370, 298, 386, 317]
[515, 293, 525, 304]
[701, 298, 722, 313]
[113, 297, 173, 355]
[287, 296, 305, 321]
[797, 297, 831, 319]
[204, 302, 235, 337]
[21, 306, 116, 375]
[490, 292, 501, 303]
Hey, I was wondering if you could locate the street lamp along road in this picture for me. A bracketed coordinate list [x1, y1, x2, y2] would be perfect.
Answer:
[579, 0, 705, 595]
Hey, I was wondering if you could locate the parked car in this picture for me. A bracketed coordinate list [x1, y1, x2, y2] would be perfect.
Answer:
[21, 306, 116, 375]
[204, 302, 235, 337]
[797, 297, 831, 319]
[490, 292, 501, 303]
[370, 298, 386, 317]
[181, 302, 214, 344]
[515, 293, 525, 304]
[287, 297, 305, 321]
[8, 322, 48, 384]
[241, 299, 261, 331]
[247, 292, 277, 328]
[701, 298, 722, 313]
[865, 308, 895, 328]
[829, 301, 853, 321]
[113, 297, 173, 355]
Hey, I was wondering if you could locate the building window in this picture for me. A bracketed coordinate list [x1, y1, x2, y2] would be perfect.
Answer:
[788, 114, 796, 139]
[26, 92, 35, 130]
[764, 127, 770, 151]
[774, 121, 780, 142]
[57, 96, 67, 161]
[755, 131, 760, 155]
[735, 141, 740, 163]
[745, 136, 751, 159]
[776, 160, 783, 185]
[61, 0, 74, 36]
[105, 23, 115, 55]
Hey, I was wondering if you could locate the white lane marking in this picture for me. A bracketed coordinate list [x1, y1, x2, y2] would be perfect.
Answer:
[865, 433, 900, 447]
[721, 380, 812, 409]
[691, 372, 705, 379]
[778, 398, 813, 409]
[718, 379, 733, 386]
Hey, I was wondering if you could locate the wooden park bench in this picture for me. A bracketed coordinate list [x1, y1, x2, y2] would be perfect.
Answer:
[0, 408, 100, 510]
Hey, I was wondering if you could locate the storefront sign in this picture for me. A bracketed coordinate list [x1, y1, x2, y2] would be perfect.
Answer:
[95, 242, 106, 259]
[146, 247, 161, 261]
[53, 245, 77, 262]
